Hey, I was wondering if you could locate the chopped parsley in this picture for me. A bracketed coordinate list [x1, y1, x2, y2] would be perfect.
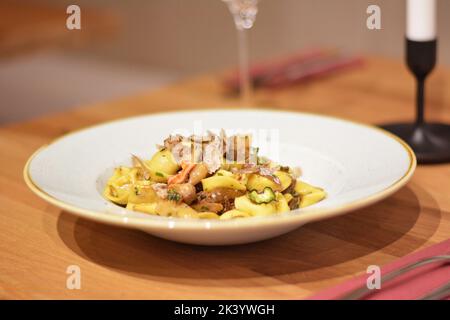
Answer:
[155, 171, 164, 177]
[257, 156, 270, 165]
[167, 189, 181, 202]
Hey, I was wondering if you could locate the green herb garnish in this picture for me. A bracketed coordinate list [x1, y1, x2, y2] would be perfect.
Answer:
[155, 172, 164, 177]
[167, 189, 181, 202]
[257, 156, 269, 165]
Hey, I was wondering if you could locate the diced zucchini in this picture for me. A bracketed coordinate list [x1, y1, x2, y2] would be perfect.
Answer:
[248, 187, 276, 204]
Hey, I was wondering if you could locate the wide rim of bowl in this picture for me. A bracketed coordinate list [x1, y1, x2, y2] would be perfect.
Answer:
[23, 108, 416, 230]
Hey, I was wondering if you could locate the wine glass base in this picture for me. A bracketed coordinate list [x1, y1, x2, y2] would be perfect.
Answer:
[380, 122, 450, 164]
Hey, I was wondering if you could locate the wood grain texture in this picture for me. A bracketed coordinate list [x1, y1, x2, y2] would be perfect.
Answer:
[0, 1, 118, 57]
[0, 56, 449, 299]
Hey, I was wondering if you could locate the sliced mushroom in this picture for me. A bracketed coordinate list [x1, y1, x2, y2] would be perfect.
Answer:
[288, 196, 300, 210]
[168, 183, 196, 204]
[131, 154, 151, 180]
[192, 201, 224, 213]
[282, 178, 296, 195]
[198, 187, 245, 203]
[188, 163, 209, 185]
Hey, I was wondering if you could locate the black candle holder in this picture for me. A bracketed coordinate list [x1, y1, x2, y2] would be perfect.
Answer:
[380, 39, 450, 164]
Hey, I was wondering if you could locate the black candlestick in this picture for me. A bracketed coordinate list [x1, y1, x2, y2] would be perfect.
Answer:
[380, 39, 450, 164]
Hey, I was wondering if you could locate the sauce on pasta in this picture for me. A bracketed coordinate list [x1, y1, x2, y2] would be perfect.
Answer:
[104, 131, 326, 219]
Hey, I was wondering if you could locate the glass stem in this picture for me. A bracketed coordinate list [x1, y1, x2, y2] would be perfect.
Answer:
[237, 27, 252, 106]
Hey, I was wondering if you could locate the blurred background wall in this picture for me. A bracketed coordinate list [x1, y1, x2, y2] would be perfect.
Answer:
[49, 0, 450, 73]
[2, 0, 450, 123]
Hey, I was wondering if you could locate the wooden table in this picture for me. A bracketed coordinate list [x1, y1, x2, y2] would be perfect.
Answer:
[0, 1, 118, 57]
[1, 56, 449, 299]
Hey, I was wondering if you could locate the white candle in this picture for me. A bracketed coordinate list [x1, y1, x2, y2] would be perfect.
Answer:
[407, 0, 437, 41]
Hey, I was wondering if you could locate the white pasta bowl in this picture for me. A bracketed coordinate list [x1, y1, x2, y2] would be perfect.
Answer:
[24, 109, 415, 245]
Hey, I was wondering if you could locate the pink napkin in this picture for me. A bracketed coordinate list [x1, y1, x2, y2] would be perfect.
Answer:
[310, 239, 450, 300]
[223, 49, 364, 90]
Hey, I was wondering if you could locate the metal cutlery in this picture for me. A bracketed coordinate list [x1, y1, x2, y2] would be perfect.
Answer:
[341, 254, 450, 300]
[420, 281, 450, 300]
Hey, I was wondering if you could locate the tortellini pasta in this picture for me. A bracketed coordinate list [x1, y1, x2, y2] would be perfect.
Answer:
[294, 181, 326, 208]
[201, 175, 247, 192]
[103, 131, 326, 220]
[103, 167, 139, 205]
[246, 170, 292, 192]
[220, 209, 251, 220]
[144, 149, 180, 182]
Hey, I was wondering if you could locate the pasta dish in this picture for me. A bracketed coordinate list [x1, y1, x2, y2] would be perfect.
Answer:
[104, 131, 326, 219]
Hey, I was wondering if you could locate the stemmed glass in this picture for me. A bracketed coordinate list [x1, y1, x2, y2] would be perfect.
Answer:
[222, 0, 259, 105]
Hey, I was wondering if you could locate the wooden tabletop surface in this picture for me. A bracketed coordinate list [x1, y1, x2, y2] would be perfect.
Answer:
[0, 1, 118, 57]
[1, 56, 450, 299]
